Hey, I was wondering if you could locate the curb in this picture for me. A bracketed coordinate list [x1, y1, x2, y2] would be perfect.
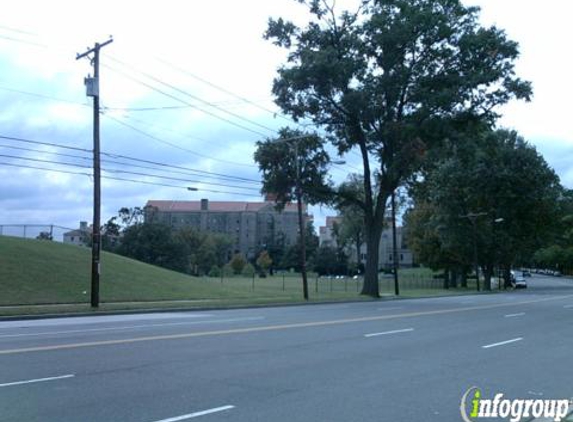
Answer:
[0, 289, 505, 321]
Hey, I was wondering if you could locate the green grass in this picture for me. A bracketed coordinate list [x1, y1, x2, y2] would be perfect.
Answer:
[0, 236, 493, 316]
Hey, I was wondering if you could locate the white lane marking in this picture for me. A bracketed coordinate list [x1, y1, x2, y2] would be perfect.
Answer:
[150, 405, 235, 422]
[0, 374, 74, 388]
[364, 328, 414, 338]
[0, 317, 265, 339]
[564, 305, 573, 309]
[482, 337, 523, 349]
[504, 312, 525, 318]
[376, 307, 403, 311]
[0, 313, 214, 329]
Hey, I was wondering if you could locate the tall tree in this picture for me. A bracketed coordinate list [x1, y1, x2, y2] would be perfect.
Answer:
[408, 129, 562, 288]
[255, 127, 332, 298]
[265, 0, 531, 296]
[336, 174, 366, 268]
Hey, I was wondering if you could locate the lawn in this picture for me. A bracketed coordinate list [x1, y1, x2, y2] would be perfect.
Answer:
[0, 236, 492, 316]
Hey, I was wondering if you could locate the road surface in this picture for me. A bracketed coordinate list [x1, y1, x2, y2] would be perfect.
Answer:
[1, 275, 572, 421]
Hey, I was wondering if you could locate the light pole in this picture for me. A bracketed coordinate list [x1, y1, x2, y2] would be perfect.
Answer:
[290, 138, 344, 301]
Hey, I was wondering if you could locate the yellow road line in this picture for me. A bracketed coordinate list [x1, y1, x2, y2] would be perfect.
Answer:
[1, 294, 571, 355]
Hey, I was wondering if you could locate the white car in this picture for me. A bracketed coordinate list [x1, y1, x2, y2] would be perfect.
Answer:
[514, 275, 527, 289]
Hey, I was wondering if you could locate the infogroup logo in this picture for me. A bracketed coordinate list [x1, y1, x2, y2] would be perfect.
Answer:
[460, 386, 572, 422]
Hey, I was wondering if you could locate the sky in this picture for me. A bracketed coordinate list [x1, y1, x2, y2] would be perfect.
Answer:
[0, 0, 572, 240]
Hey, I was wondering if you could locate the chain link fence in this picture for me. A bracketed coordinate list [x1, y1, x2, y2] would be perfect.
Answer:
[0, 224, 76, 242]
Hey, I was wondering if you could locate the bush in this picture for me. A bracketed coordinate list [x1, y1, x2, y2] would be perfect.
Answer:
[208, 265, 221, 278]
[223, 263, 234, 277]
[230, 253, 247, 275]
[242, 263, 256, 277]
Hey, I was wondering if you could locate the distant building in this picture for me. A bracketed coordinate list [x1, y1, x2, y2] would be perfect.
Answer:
[318, 216, 414, 270]
[145, 199, 309, 260]
[63, 221, 90, 246]
[318, 216, 342, 248]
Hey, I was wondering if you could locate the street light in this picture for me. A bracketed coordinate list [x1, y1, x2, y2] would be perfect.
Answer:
[295, 152, 347, 300]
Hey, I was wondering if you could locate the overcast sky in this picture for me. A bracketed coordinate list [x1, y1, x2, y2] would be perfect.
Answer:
[1, 0, 572, 239]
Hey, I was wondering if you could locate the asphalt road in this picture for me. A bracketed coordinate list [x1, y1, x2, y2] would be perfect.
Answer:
[1, 275, 572, 422]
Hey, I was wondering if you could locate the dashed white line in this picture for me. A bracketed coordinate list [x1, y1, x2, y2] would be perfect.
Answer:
[504, 312, 525, 318]
[564, 305, 573, 309]
[364, 328, 414, 338]
[482, 337, 523, 349]
[149, 405, 235, 422]
[0, 317, 265, 339]
[376, 307, 403, 311]
[0, 374, 74, 388]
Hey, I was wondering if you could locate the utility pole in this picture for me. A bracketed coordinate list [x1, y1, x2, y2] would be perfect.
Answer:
[295, 142, 309, 300]
[77, 37, 113, 308]
[391, 191, 400, 296]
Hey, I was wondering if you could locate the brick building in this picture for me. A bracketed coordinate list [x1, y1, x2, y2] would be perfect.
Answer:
[145, 199, 308, 260]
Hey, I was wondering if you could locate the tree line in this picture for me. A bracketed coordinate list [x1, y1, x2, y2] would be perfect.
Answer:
[255, 0, 532, 296]
[100, 207, 356, 277]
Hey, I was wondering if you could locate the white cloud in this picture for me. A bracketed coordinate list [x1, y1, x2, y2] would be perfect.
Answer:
[0, 0, 572, 232]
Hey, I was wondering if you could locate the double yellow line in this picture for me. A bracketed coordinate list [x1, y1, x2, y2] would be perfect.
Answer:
[1, 294, 571, 355]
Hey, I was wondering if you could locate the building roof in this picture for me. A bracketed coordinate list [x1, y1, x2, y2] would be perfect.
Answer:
[146, 200, 303, 213]
[63, 229, 87, 237]
[325, 216, 342, 227]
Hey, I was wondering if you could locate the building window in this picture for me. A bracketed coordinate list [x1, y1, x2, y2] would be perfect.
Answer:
[400, 254, 404, 261]
[389, 254, 393, 261]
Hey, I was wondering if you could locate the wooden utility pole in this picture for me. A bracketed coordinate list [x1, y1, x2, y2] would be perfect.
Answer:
[295, 142, 309, 300]
[391, 191, 400, 296]
[76, 38, 113, 308]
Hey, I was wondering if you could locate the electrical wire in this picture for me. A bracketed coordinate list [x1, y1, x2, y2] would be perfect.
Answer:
[108, 56, 278, 135]
[0, 134, 260, 183]
[0, 161, 262, 197]
[102, 62, 271, 138]
[0, 153, 260, 192]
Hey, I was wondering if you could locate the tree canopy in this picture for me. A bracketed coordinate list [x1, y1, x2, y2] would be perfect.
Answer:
[406, 129, 562, 288]
[265, 0, 531, 296]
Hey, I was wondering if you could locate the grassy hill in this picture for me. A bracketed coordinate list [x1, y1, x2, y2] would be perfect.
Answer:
[0, 236, 368, 308]
[0, 236, 464, 314]
[0, 236, 233, 306]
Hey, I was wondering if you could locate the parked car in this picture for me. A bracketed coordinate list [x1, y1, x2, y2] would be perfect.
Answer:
[522, 270, 531, 277]
[514, 275, 527, 289]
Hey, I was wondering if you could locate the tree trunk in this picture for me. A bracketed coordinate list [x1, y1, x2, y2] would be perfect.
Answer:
[482, 264, 493, 291]
[443, 269, 450, 289]
[361, 224, 382, 297]
[450, 269, 458, 288]
[503, 265, 512, 289]
[461, 272, 468, 288]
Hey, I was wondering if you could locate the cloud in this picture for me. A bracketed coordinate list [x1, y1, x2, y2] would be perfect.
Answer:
[0, 0, 572, 234]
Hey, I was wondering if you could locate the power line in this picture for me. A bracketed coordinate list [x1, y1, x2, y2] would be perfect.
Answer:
[108, 56, 278, 135]
[0, 153, 260, 191]
[0, 134, 260, 183]
[102, 62, 271, 138]
[103, 113, 257, 168]
[157, 58, 295, 125]
[0, 32, 364, 176]
[0, 86, 90, 108]
[0, 161, 262, 197]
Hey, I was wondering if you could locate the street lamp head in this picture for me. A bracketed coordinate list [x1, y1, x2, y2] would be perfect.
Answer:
[494, 218, 504, 223]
